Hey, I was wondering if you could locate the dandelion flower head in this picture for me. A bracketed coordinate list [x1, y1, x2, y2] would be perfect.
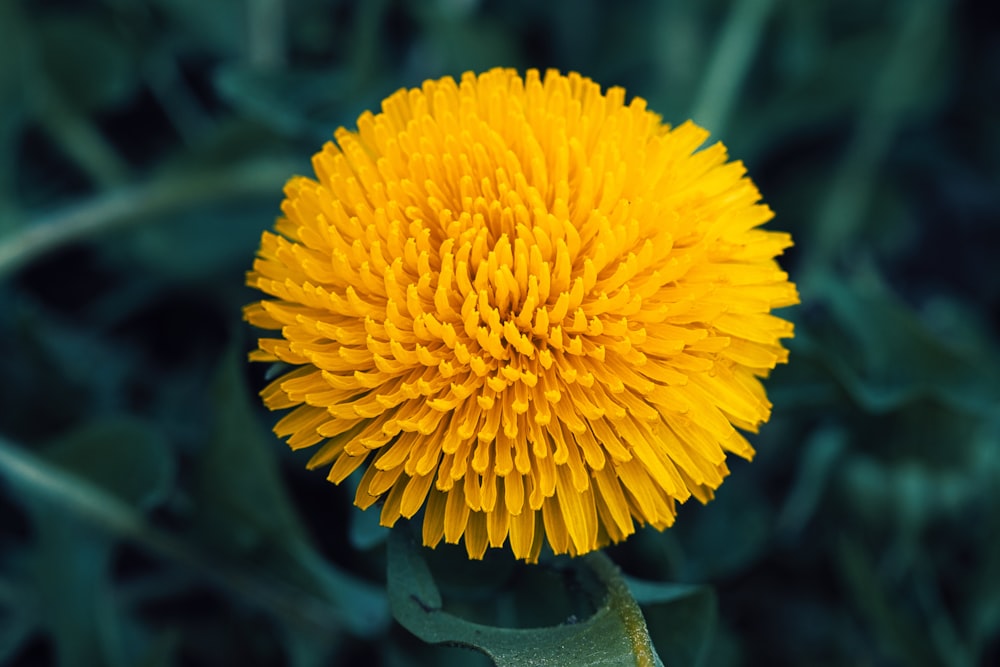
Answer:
[245, 68, 798, 562]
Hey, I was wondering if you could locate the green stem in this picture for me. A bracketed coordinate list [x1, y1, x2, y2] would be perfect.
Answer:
[14, 0, 127, 190]
[247, 0, 287, 70]
[0, 436, 347, 635]
[689, 0, 779, 137]
[584, 552, 662, 667]
[803, 0, 942, 284]
[0, 159, 298, 279]
[145, 54, 215, 146]
[35, 86, 131, 189]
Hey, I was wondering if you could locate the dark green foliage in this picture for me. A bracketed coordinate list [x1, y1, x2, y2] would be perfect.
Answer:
[386, 528, 717, 666]
[1, 0, 997, 665]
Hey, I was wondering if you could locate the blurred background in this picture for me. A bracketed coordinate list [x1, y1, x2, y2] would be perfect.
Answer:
[0, 0, 998, 665]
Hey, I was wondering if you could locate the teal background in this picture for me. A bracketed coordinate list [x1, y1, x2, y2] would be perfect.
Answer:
[1, 0, 998, 665]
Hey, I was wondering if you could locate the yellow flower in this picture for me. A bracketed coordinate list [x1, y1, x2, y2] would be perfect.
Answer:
[245, 68, 798, 562]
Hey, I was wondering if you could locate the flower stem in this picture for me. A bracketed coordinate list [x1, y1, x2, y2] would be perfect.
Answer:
[689, 0, 779, 138]
[0, 435, 350, 635]
[34, 81, 131, 189]
[804, 0, 943, 283]
[0, 159, 298, 279]
[584, 551, 663, 667]
[247, 0, 287, 70]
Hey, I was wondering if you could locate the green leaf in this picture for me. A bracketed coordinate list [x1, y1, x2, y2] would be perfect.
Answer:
[214, 65, 354, 138]
[23, 519, 121, 667]
[0, 299, 137, 442]
[195, 343, 309, 549]
[775, 426, 847, 539]
[349, 503, 391, 551]
[836, 538, 938, 667]
[123, 197, 281, 281]
[193, 343, 389, 638]
[13, 510, 160, 667]
[45, 418, 175, 510]
[287, 540, 390, 639]
[406, 10, 521, 82]
[802, 267, 1000, 414]
[626, 578, 717, 667]
[672, 474, 772, 582]
[0, 420, 173, 667]
[387, 529, 664, 667]
[34, 14, 138, 112]
[11, 496, 129, 667]
[148, 0, 246, 58]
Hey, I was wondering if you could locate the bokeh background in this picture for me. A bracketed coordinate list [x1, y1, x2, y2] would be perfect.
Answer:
[1, 0, 998, 665]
